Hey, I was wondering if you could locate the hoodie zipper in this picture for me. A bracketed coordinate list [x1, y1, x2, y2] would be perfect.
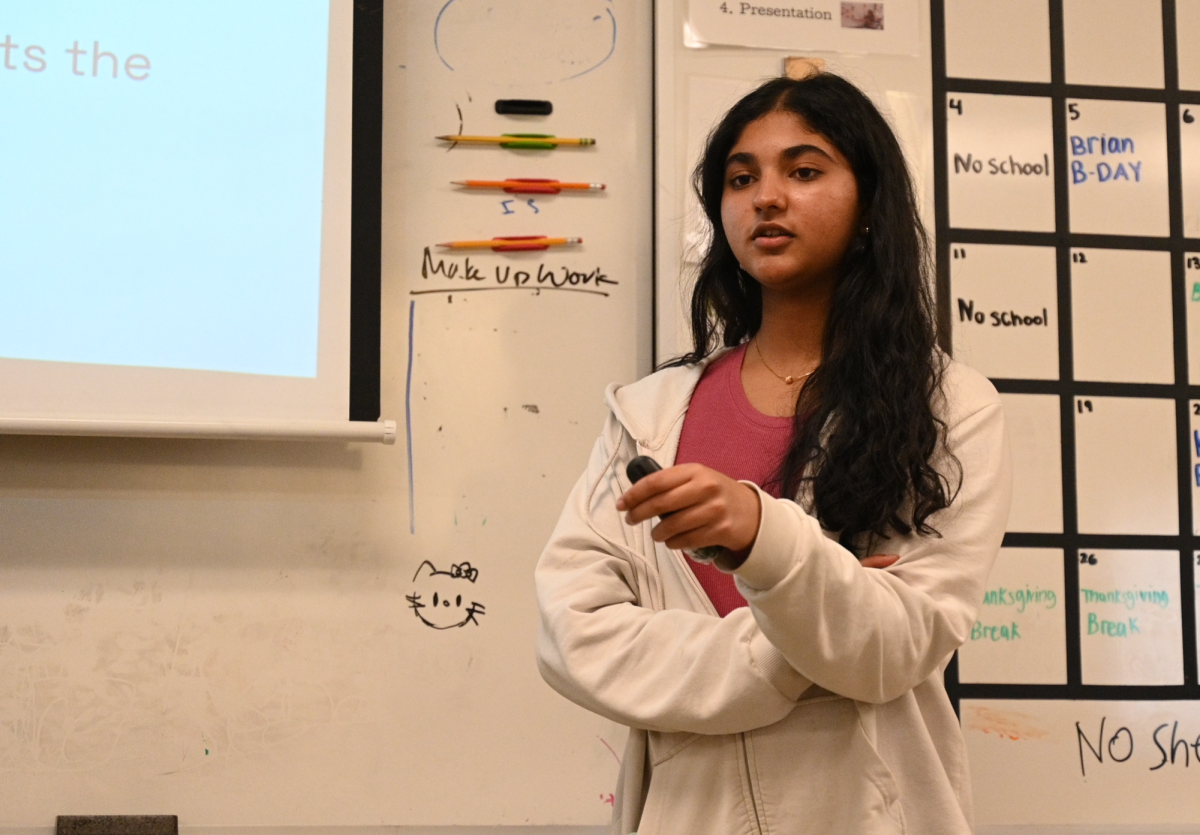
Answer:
[739, 733, 765, 834]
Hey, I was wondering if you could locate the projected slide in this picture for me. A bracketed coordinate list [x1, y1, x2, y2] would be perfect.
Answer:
[0, 0, 331, 378]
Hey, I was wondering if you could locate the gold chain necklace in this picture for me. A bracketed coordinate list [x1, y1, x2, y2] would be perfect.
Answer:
[753, 338, 817, 386]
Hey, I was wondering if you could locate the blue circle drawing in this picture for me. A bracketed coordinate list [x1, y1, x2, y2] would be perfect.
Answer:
[434, 0, 617, 84]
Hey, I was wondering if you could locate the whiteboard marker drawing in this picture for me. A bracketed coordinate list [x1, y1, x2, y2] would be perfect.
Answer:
[417, 247, 617, 296]
[405, 561, 486, 629]
[434, 0, 616, 82]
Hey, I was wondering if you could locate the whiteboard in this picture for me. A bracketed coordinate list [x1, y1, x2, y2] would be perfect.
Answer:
[0, 0, 651, 827]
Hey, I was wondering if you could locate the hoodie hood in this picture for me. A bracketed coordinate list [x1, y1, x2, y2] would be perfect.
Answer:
[602, 349, 733, 456]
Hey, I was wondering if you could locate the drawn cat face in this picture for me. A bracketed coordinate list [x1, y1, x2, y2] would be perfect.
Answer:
[405, 561, 486, 629]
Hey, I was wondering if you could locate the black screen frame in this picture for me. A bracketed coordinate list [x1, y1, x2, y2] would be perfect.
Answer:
[349, 0, 383, 421]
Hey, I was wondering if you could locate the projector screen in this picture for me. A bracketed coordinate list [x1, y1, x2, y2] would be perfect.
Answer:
[0, 0, 361, 428]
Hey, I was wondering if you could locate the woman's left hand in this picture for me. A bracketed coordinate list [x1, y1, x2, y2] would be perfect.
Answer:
[617, 463, 761, 553]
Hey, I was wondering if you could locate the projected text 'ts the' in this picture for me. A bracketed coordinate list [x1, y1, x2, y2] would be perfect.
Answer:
[1, 36, 150, 80]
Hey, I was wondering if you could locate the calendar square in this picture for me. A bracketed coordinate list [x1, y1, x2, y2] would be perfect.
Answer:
[1000, 393, 1063, 534]
[951, 244, 1058, 380]
[1067, 99, 1170, 236]
[1078, 549, 1183, 686]
[1194, 551, 1200, 665]
[1179, 115, 1200, 235]
[947, 94, 1055, 232]
[1185, 256, 1200, 383]
[1177, 1, 1200, 91]
[944, 0, 1050, 83]
[958, 548, 1066, 685]
[1075, 396, 1179, 535]
[1063, 0, 1164, 89]
[1189, 403, 1200, 534]
[1071, 248, 1174, 384]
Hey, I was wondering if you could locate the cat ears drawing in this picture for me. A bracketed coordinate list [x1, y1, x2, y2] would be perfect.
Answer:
[405, 561, 486, 630]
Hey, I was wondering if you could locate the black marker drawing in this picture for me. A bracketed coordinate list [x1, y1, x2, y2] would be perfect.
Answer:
[446, 103, 464, 151]
[406, 561, 486, 629]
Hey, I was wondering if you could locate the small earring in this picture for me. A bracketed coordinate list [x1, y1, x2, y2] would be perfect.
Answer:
[861, 226, 870, 235]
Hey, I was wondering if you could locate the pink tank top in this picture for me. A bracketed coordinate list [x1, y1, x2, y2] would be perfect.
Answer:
[674, 344, 795, 616]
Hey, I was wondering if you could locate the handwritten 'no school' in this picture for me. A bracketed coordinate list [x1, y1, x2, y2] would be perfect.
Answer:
[1077, 716, 1200, 777]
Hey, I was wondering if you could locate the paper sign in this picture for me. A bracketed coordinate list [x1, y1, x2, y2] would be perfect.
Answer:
[686, 0, 919, 55]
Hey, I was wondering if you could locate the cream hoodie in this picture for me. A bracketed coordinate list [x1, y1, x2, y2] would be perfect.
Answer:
[535, 352, 1012, 835]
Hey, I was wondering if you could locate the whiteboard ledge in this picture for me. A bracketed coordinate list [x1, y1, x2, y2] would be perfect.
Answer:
[0, 417, 398, 444]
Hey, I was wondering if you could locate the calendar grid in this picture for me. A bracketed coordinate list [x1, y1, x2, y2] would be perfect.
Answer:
[935, 0, 1200, 709]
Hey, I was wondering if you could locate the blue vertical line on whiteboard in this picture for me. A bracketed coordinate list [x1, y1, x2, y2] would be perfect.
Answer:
[406, 299, 417, 534]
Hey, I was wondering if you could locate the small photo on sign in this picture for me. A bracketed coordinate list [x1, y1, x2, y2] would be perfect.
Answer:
[842, 2, 884, 30]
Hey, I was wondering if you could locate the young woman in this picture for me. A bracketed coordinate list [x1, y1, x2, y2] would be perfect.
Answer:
[535, 73, 1011, 835]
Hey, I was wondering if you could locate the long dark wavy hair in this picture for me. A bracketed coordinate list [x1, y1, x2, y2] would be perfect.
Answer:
[671, 73, 958, 546]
